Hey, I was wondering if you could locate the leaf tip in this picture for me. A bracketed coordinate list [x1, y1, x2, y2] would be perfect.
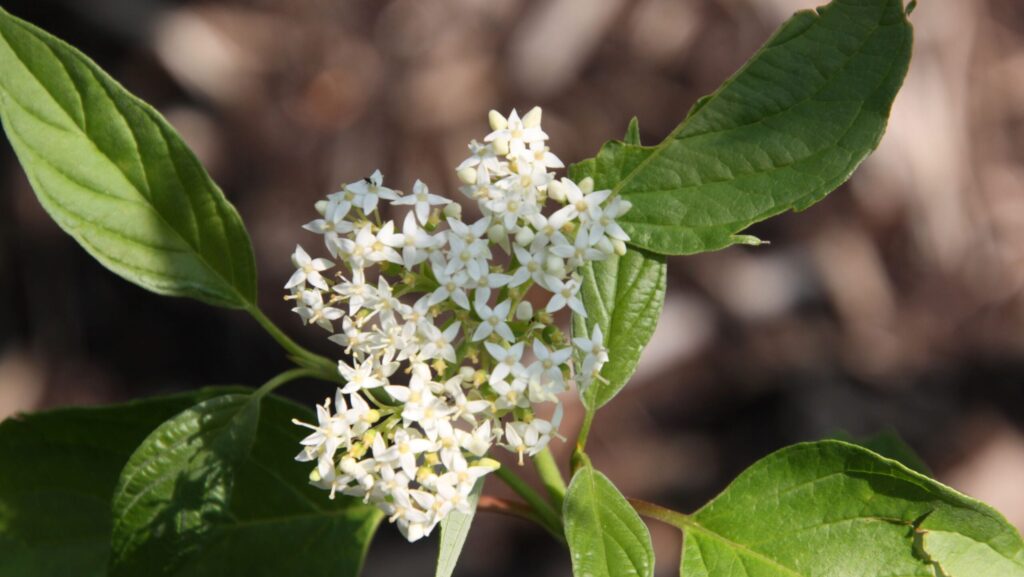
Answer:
[731, 234, 766, 247]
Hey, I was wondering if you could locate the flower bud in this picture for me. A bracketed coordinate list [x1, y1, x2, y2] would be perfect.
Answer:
[473, 457, 501, 471]
[545, 255, 565, 276]
[613, 238, 627, 256]
[493, 136, 510, 157]
[579, 176, 595, 194]
[315, 200, 329, 215]
[456, 166, 477, 185]
[488, 224, 507, 245]
[515, 300, 534, 321]
[488, 109, 508, 131]
[459, 366, 476, 382]
[548, 179, 566, 203]
[523, 106, 542, 128]
[514, 227, 535, 247]
[443, 202, 462, 219]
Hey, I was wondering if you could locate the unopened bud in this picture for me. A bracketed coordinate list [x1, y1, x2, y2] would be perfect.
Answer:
[545, 255, 565, 276]
[487, 224, 507, 246]
[443, 202, 462, 219]
[613, 238, 627, 256]
[493, 136, 510, 157]
[309, 468, 322, 483]
[515, 227, 535, 247]
[548, 180, 567, 203]
[459, 366, 476, 382]
[488, 109, 508, 131]
[363, 409, 381, 424]
[515, 300, 534, 321]
[474, 457, 501, 471]
[579, 177, 594, 194]
[522, 106, 542, 128]
[456, 166, 477, 185]
[314, 200, 329, 215]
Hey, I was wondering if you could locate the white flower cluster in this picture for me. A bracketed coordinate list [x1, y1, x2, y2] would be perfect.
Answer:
[287, 107, 628, 542]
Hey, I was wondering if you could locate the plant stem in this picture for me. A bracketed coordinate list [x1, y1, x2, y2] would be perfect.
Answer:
[477, 495, 543, 525]
[247, 305, 338, 380]
[253, 367, 319, 399]
[575, 410, 595, 454]
[494, 465, 564, 542]
[532, 447, 567, 510]
[627, 498, 695, 531]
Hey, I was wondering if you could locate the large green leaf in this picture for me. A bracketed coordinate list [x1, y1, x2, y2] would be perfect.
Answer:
[0, 389, 381, 577]
[572, 247, 666, 411]
[110, 394, 260, 575]
[678, 441, 1024, 576]
[564, 465, 655, 577]
[0, 8, 256, 308]
[0, 388, 234, 577]
[569, 0, 914, 255]
[435, 479, 484, 577]
[110, 391, 382, 577]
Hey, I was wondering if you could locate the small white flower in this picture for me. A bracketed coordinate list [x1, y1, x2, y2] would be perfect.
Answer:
[484, 341, 525, 384]
[285, 245, 334, 290]
[485, 107, 548, 156]
[391, 179, 451, 224]
[292, 289, 344, 332]
[472, 298, 514, 342]
[346, 169, 399, 214]
[545, 276, 585, 316]
[338, 358, 385, 394]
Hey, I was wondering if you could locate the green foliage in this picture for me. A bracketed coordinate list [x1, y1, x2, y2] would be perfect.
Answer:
[572, 247, 666, 411]
[572, 117, 667, 413]
[110, 394, 260, 575]
[0, 388, 232, 576]
[569, 0, 914, 255]
[0, 389, 381, 577]
[0, 7, 256, 308]
[833, 429, 933, 476]
[564, 465, 655, 577]
[678, 441, 1024, 577]
[435, 479, 484, 577]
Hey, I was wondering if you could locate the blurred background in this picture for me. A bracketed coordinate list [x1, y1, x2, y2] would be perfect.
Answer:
[2, 0, 1023, 575]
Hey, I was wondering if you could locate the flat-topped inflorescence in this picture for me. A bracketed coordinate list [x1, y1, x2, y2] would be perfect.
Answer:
[287, 107, 625, 541]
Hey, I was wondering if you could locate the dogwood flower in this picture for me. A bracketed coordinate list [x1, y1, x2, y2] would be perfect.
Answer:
[287, 107, 629, 542]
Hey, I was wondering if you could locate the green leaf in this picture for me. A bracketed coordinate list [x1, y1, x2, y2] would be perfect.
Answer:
[0, 389, 381, 577]
[110, 393, 260, 575]
[0, 8, 256, 308]
[569, 0, 914, 255]
[832, 429, 932, 476]
[564, 465, 655, 577]
[435, 479, 484, 577]
[110, 392, 382, 577]
[0, 388, 236, 577]
[678, 440, 1024, 576]
[572, 246, 666, 410]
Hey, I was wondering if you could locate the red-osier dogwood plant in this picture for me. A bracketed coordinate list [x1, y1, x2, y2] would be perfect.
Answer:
[1, 1, 1023, 576]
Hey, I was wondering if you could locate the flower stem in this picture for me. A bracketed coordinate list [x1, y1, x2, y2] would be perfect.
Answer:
[477, 495, 542, 525]
[627, 498, 695, 531]
[247, 305, 338, 380]
[494, 465, 564, 542]
[253, 367, 319, 399]
[532, 447, 567, 510]
[575, 410, 595, 455]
